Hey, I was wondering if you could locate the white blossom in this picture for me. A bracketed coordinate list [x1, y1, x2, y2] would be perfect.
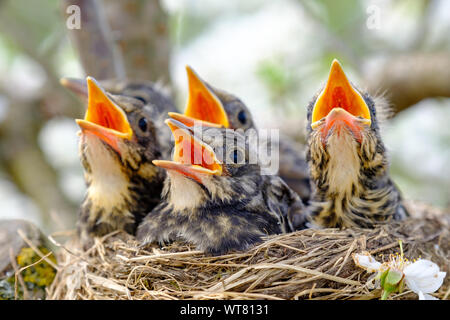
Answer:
[353, 251, 382, 272]
[352, 251, 446, 300]
[403, 259, 446, 295]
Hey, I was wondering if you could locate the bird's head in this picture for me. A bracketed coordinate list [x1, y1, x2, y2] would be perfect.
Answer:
[168, 66, 256, 131]
[306, 60, 387, 193]
[61, 77, 172, 238]
[61, 77, 176, 160]
[153, 118, 260, 210]
[74, 77, 162, 174]
[68, 77, 165, 228]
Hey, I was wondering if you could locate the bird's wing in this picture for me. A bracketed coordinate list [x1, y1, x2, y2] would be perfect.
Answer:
[263, 176, 306, 233]
[277, 135, 312, 201]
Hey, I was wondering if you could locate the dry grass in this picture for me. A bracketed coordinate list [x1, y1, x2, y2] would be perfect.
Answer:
[46, 201, 449, 300]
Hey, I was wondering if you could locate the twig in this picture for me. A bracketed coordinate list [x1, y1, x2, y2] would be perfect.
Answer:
[251, 263, 361, 286]
[334, 239, 357, 276]
[14, 251, 53, 300]
[17, 229, 58, 271]
[9, 248, 28, 300]
[369, 241, 399, 255]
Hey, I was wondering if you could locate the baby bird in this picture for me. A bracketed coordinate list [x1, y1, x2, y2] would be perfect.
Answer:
[300, 60, 409, 229]
[136, 118, 303, 255]
[168, 66, 312, 201]
[61, 77, 175, 159]
[64, 77, 176, 244]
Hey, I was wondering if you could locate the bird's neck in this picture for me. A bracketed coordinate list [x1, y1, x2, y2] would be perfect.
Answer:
[163, 171, 207, 212]
[83, 137, 133, 214]
[80, 137, 163, 234]
[163, 172, 240, 214]
[324, 132, 361, 195]
[311, 129, 388, 196]
[308, 132, 395, 227]
[82, 161, 136, 232]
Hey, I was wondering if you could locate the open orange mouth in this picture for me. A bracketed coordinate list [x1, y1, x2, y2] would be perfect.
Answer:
[75, 77, 132, 152]
[152, 119, 223, 183]
[311, 60, 371, 142]
[181, 66, 230, 128]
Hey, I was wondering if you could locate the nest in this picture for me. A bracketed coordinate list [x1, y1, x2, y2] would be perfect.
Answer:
[47, 201, 449, 300]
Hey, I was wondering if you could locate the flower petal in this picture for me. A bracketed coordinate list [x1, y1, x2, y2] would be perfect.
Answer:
[418, 291, 440, 300]
[353, 252, 382, 272]
[404, 260, 446, 294]
[404, 259, 439, 277]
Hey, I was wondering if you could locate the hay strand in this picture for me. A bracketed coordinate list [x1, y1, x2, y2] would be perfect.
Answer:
[47, 201, 449, 300]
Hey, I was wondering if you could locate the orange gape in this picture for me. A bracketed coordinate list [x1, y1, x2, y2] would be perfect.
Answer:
[312, 60, 371, 124]
[184, 66, 230, 128]
[169, 121, 219, 172]
[192, 93, 212, 121]
[76, 77, 132, 154]
[85, 101, 127, 134]
[84, 78, 133, 136]
[331, 87, 350, 110]
[311, 60, 372, 143]
[153, 119, 222, 184]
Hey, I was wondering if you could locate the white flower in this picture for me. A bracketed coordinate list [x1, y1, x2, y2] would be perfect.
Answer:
[353, 251, 382, 272]
[418, 291, 439, 300]
[403, 259, 446, 298]
[352, 251, 446, 300]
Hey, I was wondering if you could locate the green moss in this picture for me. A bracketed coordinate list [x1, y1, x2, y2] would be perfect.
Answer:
[0, 246, 57, 299]
[16, 246, 57, 288]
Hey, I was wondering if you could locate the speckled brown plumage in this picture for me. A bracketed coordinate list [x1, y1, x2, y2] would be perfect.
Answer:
[65, 78, 176, 245]
[172, 67, 312, 201]
[136, 121, 304, 255]
[297, 61, 409, 229]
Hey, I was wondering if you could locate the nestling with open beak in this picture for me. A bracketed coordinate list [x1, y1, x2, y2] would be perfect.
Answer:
[61, 77, 176, 159]
[168, 66, 312, 201]
[300, 60, 409, 229]
[65, 77, 176, 244]
[136, 118, 304, 255]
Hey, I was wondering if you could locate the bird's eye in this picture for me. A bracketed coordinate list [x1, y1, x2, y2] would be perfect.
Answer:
[237, 110, 247, 125]
[138, 117, 148, 131]
[134, 96, 146, 104]
[230, 149, 244, 164]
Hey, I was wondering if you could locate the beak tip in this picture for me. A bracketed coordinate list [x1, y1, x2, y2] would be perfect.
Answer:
[329, 59, 346, 77]
[331, 58, 340, 65]
[185, 65, 197, 80]
[75, 119, 86, 129]
[165, 118, 188, 132]
[86, 76, 101, 89]
[331, 59, 342, 68]
[165, 118, 180, 132]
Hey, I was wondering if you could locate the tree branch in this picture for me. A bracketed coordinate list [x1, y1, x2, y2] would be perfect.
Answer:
[365, 52, 450, 112]
[101, 0, 171, 83]
[0, 97, 77, 232]
[61, 0, 126, 80]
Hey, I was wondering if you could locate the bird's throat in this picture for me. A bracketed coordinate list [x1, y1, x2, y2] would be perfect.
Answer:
[166, 170, 206, 212]
[324, 129, 361, 195]
[82, 134, 132, 211]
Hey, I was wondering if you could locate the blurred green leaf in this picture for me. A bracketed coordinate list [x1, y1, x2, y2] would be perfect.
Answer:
[256, 58, 297, 107]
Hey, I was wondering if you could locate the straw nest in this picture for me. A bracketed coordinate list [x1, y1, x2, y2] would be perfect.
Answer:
[46, 201, 449, 300]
